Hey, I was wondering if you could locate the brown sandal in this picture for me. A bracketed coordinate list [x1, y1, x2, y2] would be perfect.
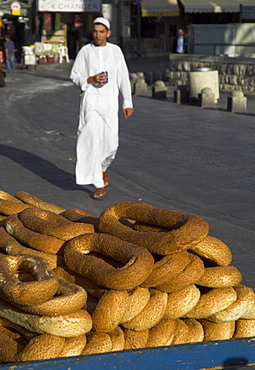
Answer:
[103, 171, 109, 187]
[93, 187, 105, 200]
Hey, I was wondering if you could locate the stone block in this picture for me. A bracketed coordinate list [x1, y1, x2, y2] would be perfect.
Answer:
[174, 85, 189, 104]
[188, 69, 219, 104]
[137, 72, 145, 79]
[152, 80, 167, 100]
[198, 88, 216, 108]
[227, 90, 247, 113]
[134, 78, 148, 96]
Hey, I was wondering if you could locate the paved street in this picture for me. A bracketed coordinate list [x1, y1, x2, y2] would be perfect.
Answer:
[0, 56, 255, 289]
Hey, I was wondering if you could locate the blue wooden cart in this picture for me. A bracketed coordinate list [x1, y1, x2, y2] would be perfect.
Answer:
[1, 337, 255, 370]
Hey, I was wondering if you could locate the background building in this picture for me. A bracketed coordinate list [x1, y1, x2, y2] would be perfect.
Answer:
[0, 0, 255, 62]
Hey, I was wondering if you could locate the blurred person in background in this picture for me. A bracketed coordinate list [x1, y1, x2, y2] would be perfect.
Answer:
[175, 29, 186, 54]
[4, 34, 17, 73]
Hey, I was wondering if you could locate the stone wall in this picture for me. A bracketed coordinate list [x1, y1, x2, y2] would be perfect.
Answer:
[167, 54, 255, 93]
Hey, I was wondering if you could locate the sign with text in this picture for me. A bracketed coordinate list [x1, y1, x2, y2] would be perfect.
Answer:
[242, 6, 255, 20]
[38, 0, 101, 12]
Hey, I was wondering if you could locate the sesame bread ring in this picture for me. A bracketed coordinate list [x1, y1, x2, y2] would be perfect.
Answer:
[0, 199, 31, 216]
[17, 334, 66, 362]
[146, 318, 176, 347]
[62, 208, 99, 232]
[208, 285, 255, 322]
[13, 277, 88, 316]
[0, 333, 66, 363]
[64, 233, 154, 290]
[196, 266, 242, 288]
[185, 287, 237, 319]
[0, 224, 25, 251]
[121, 287, 150, 323]
[61, 335, 87, 357]
[0, 332, 24, 363]
[98, 201, 209, 255]
[242, 290, 255, 319]
[199, 319, 235, 342]
[0, 332, 26, 363]
[53, 266, 106, 299]
[0, 299, 92, 337]
[15, 191, 66, 214]
[234, 319, 255, 339]
[2, 243, 64, 270]
[0, 325, 28, 347]
[123, 328, 149, 350]
[0, 190, 24, 203]
[33, 309, 92, 338]
[108, 326, 125, 351]
[164, 284, 201, 319]
[5, 214, 66, 255]
[0, 226, 64, 269]
[184, 318, 204, 344]
[140, 251, 190, 288]
[172, 319, 189, 345]
[157, 253, 204, 293]
[121, 289, 168, 331]
[0, 316, 36, 341]
[19, 207, 95, 241]
[82, 332, 112, 355]
[0, 254, 59, 306]
[189, 235, 232, 266]
[92, 290, 129, 332]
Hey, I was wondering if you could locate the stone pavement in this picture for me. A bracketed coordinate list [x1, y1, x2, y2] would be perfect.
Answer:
[0, 56, 255, 290]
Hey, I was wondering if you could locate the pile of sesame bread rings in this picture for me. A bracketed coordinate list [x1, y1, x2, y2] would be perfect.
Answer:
[0, 190, 254, 363]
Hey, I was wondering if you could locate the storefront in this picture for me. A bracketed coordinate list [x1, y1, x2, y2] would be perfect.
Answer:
[0, 0, 31, 62]
[179, 0, 255, 24]
[178, 0, 255, 55]
[126, 0, 255, 55]
[122, 0, 180, 55]
[141, 0, 180, 52]
[36, 0, 102, 59]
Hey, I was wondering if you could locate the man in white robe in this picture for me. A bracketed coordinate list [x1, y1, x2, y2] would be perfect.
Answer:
[70, 17, 134, 199]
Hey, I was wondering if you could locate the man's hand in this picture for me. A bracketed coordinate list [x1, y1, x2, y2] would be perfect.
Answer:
[87, 73, 108, 85]
[123, 108, 134, 119]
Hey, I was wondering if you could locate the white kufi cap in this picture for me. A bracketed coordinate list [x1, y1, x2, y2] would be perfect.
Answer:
[93, 17, 110, 30]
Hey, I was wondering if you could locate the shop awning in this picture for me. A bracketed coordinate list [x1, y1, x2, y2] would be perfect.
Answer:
[180, 0, 255, 13]
[142, 0, 179, 17]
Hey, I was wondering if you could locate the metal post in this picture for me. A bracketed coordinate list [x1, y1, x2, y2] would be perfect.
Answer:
[137, 1, 141, 58]
[239, 4, 243, 23]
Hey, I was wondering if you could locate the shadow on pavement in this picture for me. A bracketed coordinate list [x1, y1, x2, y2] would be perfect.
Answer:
[16, 69, 71, 82]
[0, 144, 91, 193]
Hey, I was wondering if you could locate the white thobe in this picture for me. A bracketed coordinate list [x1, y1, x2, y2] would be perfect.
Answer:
[70, 42, 133, 188]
